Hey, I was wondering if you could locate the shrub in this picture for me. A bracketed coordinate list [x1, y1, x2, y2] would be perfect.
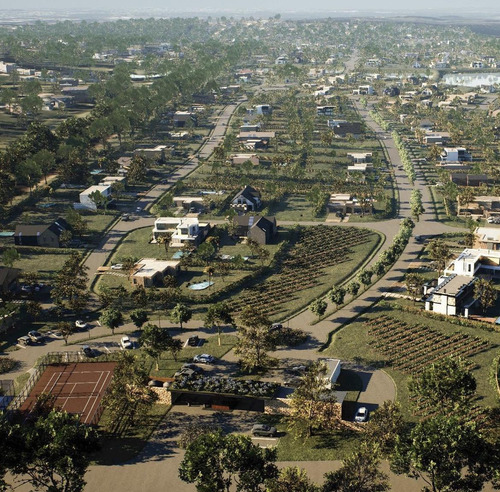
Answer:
[0, 357, 18, 374]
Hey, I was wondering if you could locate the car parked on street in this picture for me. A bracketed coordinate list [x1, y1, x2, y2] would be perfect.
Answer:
[111, 264, 123, 270]
[27, 330, 44, 343]
[193, 354, 214, 364]
[120, 336, 133, 349]
[187, 336, 200, 347]
[17, 336, 32, 346]
[251, 424, 277, 437]
[75, 320, 88, 330]
[81, 345, 95, 358]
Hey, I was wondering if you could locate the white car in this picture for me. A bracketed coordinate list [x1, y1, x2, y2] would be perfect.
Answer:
[354, 407, 369, 422]
[75, 320, 88, 330]
[193, 354, 215, 364]
[111, 264, 123, 270]
[120, 336, 133, 350]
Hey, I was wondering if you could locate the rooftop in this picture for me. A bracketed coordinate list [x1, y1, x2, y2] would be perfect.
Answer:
[133, 258, 180, 278]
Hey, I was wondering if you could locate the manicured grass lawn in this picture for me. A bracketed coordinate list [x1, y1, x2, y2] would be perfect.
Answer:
[323, 299, 500, 420]
[268, 194, 322, 222]
[2, 247, 74, 281]
[148, 334, 238, 379]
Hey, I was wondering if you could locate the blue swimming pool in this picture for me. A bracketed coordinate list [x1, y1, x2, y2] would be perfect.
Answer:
[188, 281, 214, 290]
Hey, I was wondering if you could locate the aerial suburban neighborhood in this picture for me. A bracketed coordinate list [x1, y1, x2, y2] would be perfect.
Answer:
[0, 5, 500, 492]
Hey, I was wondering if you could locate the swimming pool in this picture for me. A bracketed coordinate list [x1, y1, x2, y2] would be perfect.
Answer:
[188, 281, 214, 290]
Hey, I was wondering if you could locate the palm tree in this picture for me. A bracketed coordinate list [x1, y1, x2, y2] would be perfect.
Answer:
[204, 265, 215, 289]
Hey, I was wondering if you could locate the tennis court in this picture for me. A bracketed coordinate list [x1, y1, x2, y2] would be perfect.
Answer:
[19, 362, 116, 425]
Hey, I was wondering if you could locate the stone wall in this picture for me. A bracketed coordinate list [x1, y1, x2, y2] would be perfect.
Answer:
[151, 387, 172, 405]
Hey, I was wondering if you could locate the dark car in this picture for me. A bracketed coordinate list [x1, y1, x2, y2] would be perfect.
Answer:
[251, 424, 277, 437]
[187, 336, 200, 347]
[81, 345, 95, 358]
[27, 330, 44, 343]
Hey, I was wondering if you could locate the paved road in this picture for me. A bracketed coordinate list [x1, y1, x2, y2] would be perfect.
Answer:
[83, 100, 244, 287]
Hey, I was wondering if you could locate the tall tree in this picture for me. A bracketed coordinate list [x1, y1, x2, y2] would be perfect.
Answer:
[426, 239, 452, 275]
[267, 466, 318, 492]
[473, 278, 497, 314]
[99, 308, 123, 335]
[287, 361, 339, 439]
[408, 357, 477, 415]
[234, 307, 275, 372]
[404, 273, 425, 303]
[204, 301, 234, 346]
[130, 309, 149, 329]
[323, 442, 389, 492]
[179, 430, 278, 492]
[139, 323, 174, 370]
[10, 410, 99, 492]
[170, 303, 192, 329]
[309, 298, 327, 320]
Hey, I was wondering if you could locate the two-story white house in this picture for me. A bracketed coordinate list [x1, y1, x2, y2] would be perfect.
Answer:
[78, 185, 112, 211]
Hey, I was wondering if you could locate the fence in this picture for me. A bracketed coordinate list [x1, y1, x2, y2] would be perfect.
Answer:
[7, 351, 121, 413]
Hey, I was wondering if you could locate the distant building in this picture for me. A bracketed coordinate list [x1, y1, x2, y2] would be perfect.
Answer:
[131, 258, 181, 288]
[230, 186, 262, 212]
[78, 185, 112, 211]
[14, 218, 69, 248]
[232, 215, 277, 245]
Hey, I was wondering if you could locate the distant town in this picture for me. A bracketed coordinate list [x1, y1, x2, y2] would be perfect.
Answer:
[0, 12, 500, 492]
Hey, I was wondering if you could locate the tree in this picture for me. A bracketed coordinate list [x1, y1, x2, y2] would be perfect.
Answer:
[170, 303, 192, 329]
[99, 308, 123, 335]
[364, 401, 406, 457]
[328, 286, 346, 308]
[426, 239, 452, 275]
[323, 442, 389, 492]
[139, 323, 174, 370]
[32, 149, 55, 184]
[130, 309, 149, 329]
[56, 321, 74, 346]
[88, 189, 107, 213]
[410, 189, 424, 221]
[473, 278, 497, 314]
[204, 265, 215, 288]
[234, 307, 275, 372]
[391, 414, 499, 492]
[267, 467, 318, 492]
[404, 273, 425, 303]
[10, 410, 99, 492]
[408, 357, 477, 415]
[179, 430, 278, 492]
[51, 253, 89, 314]
[157, 232, 172, 256]
[178, 421, 220, 450]
[346, 281, 360, 297]
[309, 298, 327, 320]
[358, 269, 372, 289]
[102, 351, 157, 433]
[204, 301, 234, 346]
[287, 361, 339, 439]
[2, 248, 20, 267]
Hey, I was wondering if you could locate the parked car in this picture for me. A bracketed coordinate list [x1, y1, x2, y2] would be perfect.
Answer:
[75, 320, 88, 330]
[81, 345, 95, 358]
[17, 336, 31, 346]
[187, 336, 200, 347]
[269, 323, 282, 332]
[354, 407, 369, 422]
[174, 364, 203, 378]
[27, 330, 44, 343]
[121, 213, 130, 221]
[120, 336, 133, 349]
[251, 424, 277, 437]
[111, 264, 123, 270]
[193, 354, 215, 364]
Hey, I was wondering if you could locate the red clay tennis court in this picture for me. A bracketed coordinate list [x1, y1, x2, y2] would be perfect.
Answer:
[20, 362, 116, 425]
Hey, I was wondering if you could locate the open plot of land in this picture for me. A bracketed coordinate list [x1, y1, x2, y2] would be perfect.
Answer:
[19, 362, 116, 425]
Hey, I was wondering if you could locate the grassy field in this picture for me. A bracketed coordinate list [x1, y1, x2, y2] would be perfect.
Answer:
[323, 298, 500, 420]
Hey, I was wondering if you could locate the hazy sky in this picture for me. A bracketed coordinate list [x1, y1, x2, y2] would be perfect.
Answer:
[4, 0, 500, 13]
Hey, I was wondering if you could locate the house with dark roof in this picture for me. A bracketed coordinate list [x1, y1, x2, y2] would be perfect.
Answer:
[14, 218, 69, 248]
[232, 215, 277, 245]
[331, 122, 363, 138]
[230, 186, 262, 212]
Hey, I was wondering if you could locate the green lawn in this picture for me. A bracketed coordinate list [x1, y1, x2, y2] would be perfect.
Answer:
[323, 299, 500, 420]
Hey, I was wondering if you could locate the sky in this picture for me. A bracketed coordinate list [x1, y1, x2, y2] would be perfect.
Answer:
[3, 0, 500, 16]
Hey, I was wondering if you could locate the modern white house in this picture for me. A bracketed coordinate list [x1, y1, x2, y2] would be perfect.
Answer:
[254, 104, 272, 115]
[78, 185, 111, 211]
[171, 218, 210, 247]
[441, 147, 471, 162]
[347, 152, 372, 164]
[424, 274, 477, 317]
[152, 217, 181, 241]
[444, 248, 500, 278]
